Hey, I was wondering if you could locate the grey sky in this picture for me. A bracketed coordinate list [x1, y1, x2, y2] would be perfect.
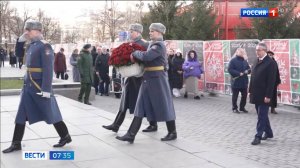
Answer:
[10, 1, 153, 26]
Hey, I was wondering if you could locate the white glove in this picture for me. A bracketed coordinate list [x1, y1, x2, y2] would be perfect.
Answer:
[36, 92, 51, 98]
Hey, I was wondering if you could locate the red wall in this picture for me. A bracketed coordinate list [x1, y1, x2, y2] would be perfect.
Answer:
[214, 0, 300, 40]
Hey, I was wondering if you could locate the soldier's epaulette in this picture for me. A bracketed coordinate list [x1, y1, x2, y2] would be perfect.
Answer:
[41, 40, 49, 44]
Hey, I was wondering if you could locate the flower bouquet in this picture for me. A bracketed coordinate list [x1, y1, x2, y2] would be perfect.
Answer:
[109, 42, 146, 77]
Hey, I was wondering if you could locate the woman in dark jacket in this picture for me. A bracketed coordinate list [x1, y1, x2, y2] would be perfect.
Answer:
[167, 49, 175, 92]
[54, 48, 67, 79]
[171, 49, 184, 97]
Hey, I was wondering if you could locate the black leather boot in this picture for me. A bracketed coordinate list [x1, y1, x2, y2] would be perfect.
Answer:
[161, 120, 177, 141]
[142, 121, 158, 132]
[53, 134, 72, 147]
[2, 124, 25, 153]
[116, 117, 142, 143]
[251, 137, 261, 145]
[102, 124, 119, 132]
[53, 121, 72, 147]
[2, 141, 22, 153]
[103, 111, 126, 132]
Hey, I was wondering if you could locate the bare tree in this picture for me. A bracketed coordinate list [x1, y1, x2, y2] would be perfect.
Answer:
[64, 29, 80, 43]
[8, 7, 32, 38]
[0, 1, 10, 43]
[36, 9, 62, 43]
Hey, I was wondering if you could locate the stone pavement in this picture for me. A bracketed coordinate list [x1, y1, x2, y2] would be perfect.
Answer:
[1, 95, 272, 168]
[90, 93, 300, 168]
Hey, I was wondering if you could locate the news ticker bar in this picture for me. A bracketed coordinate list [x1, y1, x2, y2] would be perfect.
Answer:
[22, 151, 74, 160]
[241, 8, 279, 17]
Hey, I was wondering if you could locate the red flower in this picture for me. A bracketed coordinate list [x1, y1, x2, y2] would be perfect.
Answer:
[109, 42, 147, 67]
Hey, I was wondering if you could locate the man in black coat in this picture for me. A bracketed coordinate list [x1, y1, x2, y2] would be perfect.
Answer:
[102, 23, 157, 133]
[267, 51, 281, 114]
[228, 48, 251, 113]
[95, 46, 110, 96]
[249, 42, 277, 145]
[15, 38, 25, 69]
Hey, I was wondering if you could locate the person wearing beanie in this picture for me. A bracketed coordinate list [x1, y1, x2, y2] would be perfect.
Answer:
[103, 23, 158, 133]
[116, 23, 177, 143]
[2, 20, 72, 153]
[77, 43, 94, 105]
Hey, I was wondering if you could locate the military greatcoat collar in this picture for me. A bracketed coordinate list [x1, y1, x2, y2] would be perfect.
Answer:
[151, 36, 163, 43]
[30, 35, 43, 44]
[133, 35, 142, 43]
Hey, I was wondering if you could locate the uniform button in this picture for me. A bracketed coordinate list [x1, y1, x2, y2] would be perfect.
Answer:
[144, 80, 147, 83]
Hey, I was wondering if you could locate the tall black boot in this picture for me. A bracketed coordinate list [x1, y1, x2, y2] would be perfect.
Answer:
[53, 121, 72, 147]
[142, 121, 158, 132]
[161, 120, 177, 141]
[102, 110, 126, 132]
[2, 124, 25, 153]
[116, 116, 142, 143]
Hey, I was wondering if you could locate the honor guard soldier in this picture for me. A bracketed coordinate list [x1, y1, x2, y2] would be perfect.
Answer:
[103, 23, 158, 133]
[2, 20, 72, 153]
[116, 23, 177, 143]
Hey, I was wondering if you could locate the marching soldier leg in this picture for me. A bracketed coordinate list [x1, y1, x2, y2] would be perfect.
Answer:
[53, 121, 72, 147]
[161, 120, 177, 141]
[84, 83, 92, 105]
[103, 110, 126, 132]
[116, 116, 142, 143]
[142, 121, 158, 132]
[78, 83, 87, 102]
[2, 124, 25, 153]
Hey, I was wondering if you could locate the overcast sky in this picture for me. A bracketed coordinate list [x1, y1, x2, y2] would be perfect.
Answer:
[10, 1, 153, 26]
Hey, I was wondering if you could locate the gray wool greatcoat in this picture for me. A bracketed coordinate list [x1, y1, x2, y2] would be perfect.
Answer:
[15, 38, 63, 125]
[132, 38, 176, 122]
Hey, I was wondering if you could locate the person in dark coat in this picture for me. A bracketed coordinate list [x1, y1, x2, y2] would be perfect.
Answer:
[171, 49, 184, 97]
[167, 49, 175, 92]
[103, 23, 157, 133]
[0, 46, 5, 67]
[69, 49, 81, 82]
[95, 46, 110, 96]
[228, 48, 251, 113]
[116, 23, 177, 143]
[54, 48, 67, 80]
[9, 50, 17, 67]
[91, 46, 100, 94]
[15, 38, 26, 69]
[93, 47, 101, 94]
[2, 20, 72, 154]
[249, 42, 277, 145]
[267, 51, 281, 114]
[77, 44, 94, 105]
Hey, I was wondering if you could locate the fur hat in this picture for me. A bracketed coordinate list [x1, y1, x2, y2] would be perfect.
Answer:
[24, 20, 43, 31]
[149, 23, 166, 34]
[129, 23, 143, 33]
[267, 51, 274, 55]
[83, 44, 91, 50]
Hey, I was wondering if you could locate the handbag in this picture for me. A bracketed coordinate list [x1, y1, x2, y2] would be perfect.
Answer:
[64, 73, 69, 80]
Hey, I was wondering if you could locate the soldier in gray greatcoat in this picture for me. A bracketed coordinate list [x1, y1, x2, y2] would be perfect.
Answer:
[103, 23, 158, 133]
[2, 20, 72, 153]
[116, 23, 177, 143]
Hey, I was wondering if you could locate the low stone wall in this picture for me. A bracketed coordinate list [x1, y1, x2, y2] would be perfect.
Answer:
[0, 79, 95, 101]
